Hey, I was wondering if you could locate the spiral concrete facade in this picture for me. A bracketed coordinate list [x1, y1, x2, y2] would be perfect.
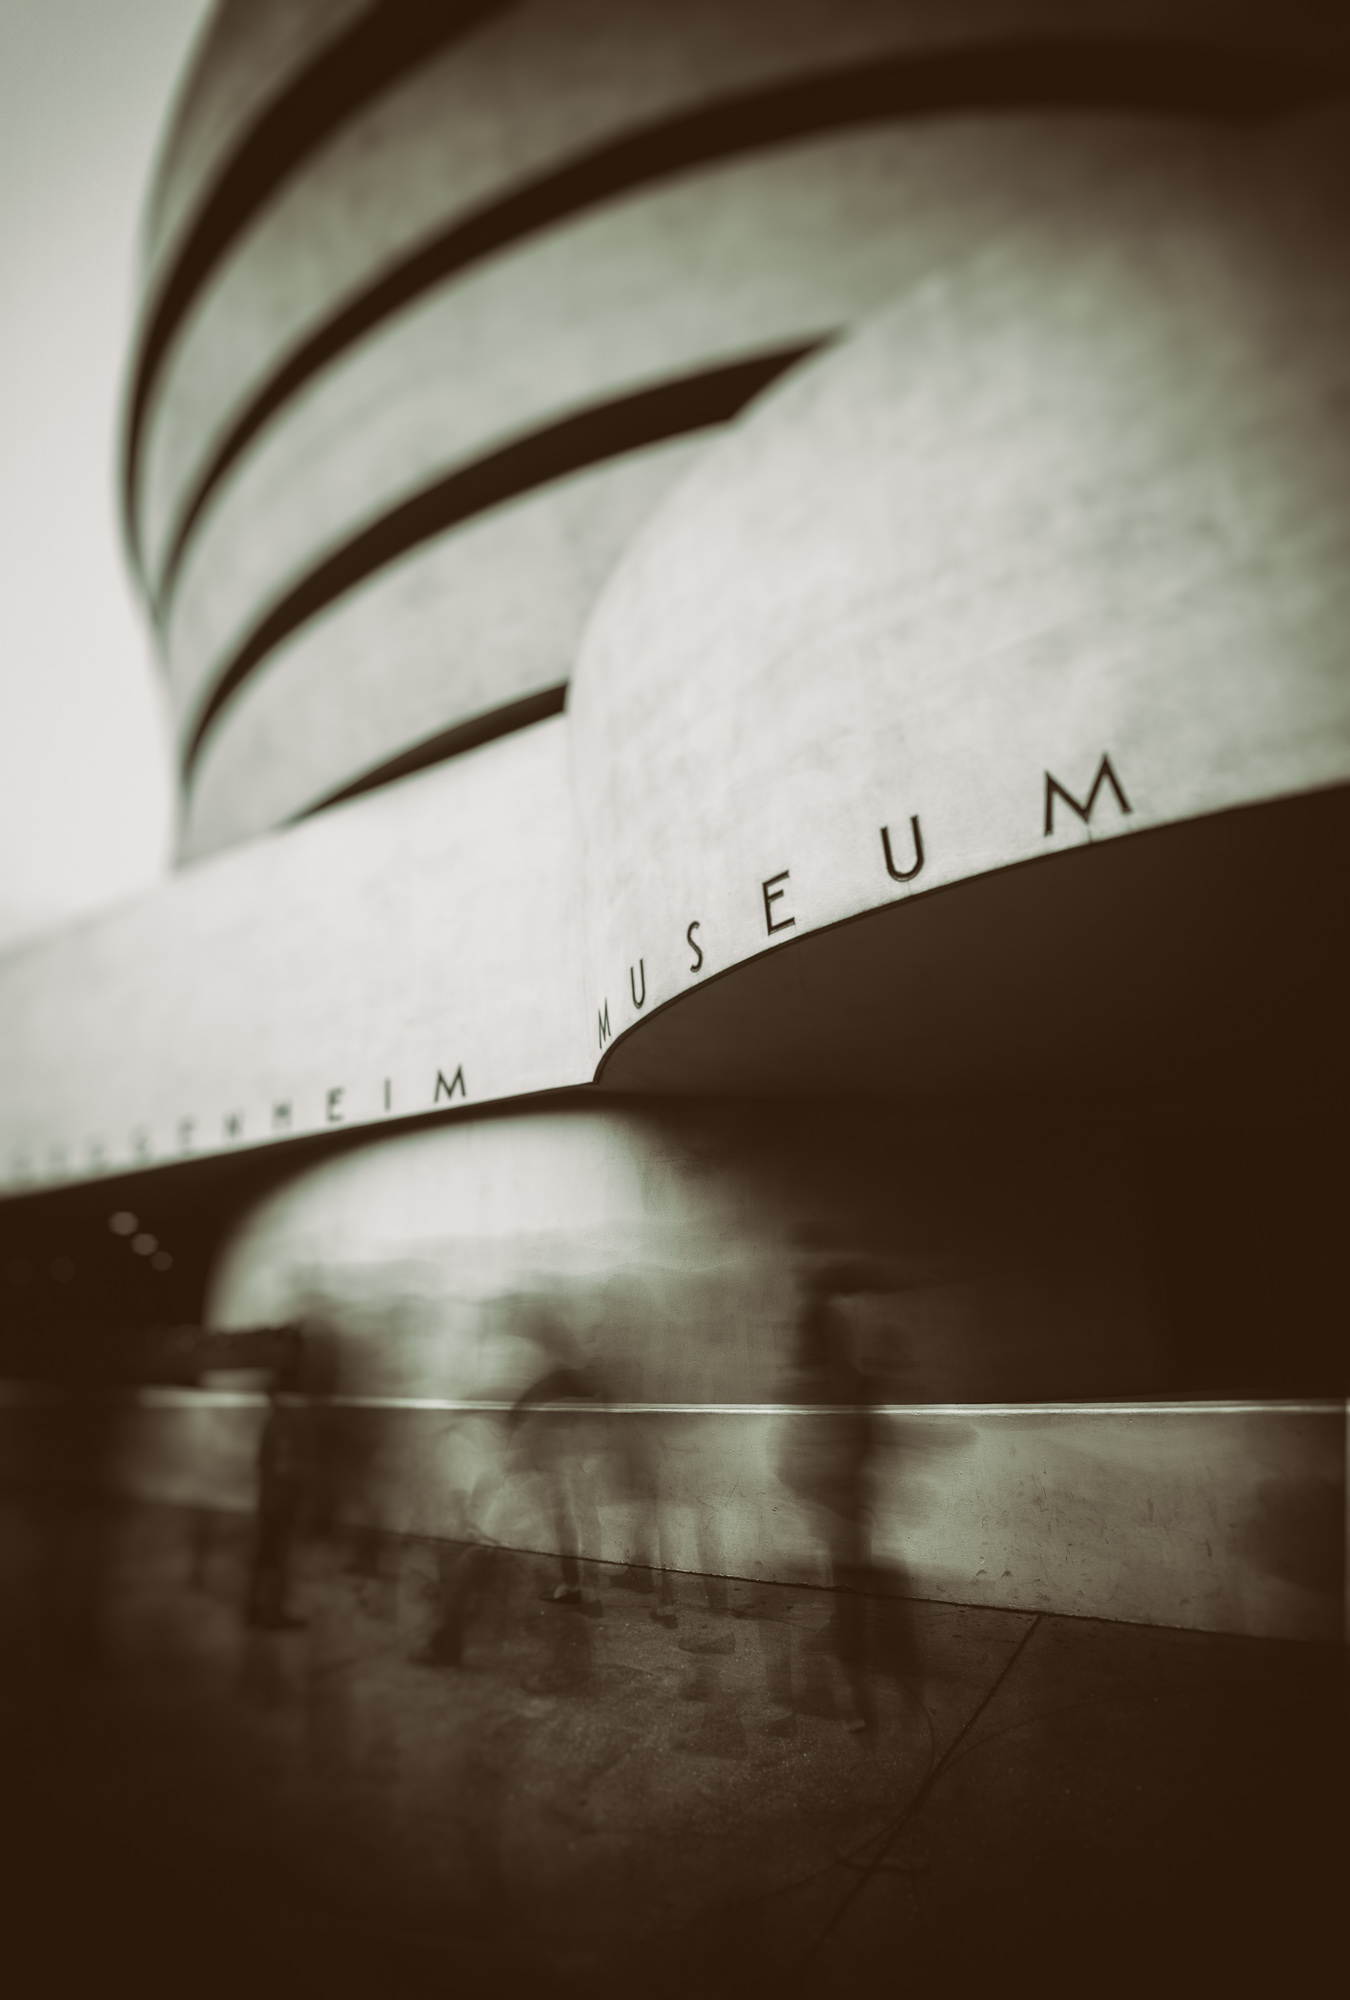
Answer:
[127, 0, 1350, 858]
[0, 0, 1347, 1642]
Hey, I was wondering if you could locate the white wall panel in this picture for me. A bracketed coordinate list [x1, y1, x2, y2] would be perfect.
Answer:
[166, 118, 1078, 727]
[180, 439, 702, 855]
[140, 0, 1076, 556]
[161, 117, 1268, 758]
[101, 1395, 1342, 1642]
[0, 719, 588, 1192]
[570, 121, 1350, 1063]
[143, 0, 367, 284]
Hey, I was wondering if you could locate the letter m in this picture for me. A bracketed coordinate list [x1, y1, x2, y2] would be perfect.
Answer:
[598, 1000, 611, 1049]
[1044, 753, 1132, 836]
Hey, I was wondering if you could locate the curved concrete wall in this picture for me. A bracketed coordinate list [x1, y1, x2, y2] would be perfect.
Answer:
[142, 0, 368, 282]
[204, 1100, 1168, 1400]
[180, 437, 703, 852]
[8, 93, 1348, 1170]
[125, 0, 1350, 858]
[571, 112, 1350, 1090]
[2, 1, 1343, 1654]
[155, 1106, 1338, 1643]
[0, 720, 586, 1193]
[94, 1390, 1341, 1643]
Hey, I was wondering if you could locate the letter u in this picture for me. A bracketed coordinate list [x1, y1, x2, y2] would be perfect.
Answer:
[881, 815, 925, 883]
[630, 958, 646, 1008]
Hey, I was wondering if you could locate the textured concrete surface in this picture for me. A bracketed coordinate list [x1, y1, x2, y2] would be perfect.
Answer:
[1, 1498, 1340, 1996]
[140, 0, 1052, 556]
[0, 719, 588, 1191]
[77, 1394, 1344, 1643]
[180, 439, 703, 851]
[572, 119, 1350, 1059]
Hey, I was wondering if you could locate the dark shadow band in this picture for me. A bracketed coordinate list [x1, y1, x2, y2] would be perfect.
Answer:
[181, 343, 820, 780]
[290, 685, 568, 822]
[140, 34, 1349, 599]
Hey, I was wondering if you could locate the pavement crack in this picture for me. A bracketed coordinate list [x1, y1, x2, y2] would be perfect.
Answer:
[801, 1611, 1043, 1964]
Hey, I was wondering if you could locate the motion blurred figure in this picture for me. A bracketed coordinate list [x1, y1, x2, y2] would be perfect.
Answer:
[245, 1327, 312, 1630]
[414, 1291, 605, 1679]
[776, 1234, 892, 1731]
[504, 1295, 606, 1607]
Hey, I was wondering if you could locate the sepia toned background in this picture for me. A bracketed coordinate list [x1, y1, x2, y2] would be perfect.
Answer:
[0, 5, 1343, 1988]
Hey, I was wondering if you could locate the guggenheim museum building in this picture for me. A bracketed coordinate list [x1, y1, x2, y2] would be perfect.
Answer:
[0, 0, 1345, 1647]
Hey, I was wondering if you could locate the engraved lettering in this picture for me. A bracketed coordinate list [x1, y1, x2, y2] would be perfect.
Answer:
[630, 959, 646, 1009]
[272, 1102, 293, 1131]
[881, 815, 925, 883]
[1044, 754, 1132, 836]
[762, 870, 795, 935]
[687, 921, 703, 973]
[326, 1088, 344, 1124]
[434, 1066, 466, 1103]
[598, 1001, 611, 1049]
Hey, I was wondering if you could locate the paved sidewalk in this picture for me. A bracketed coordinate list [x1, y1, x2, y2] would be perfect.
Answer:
[1, 1501, 1340, 1994]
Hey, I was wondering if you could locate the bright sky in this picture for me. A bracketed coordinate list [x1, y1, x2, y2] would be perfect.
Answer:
[0, 0, 212, 953]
